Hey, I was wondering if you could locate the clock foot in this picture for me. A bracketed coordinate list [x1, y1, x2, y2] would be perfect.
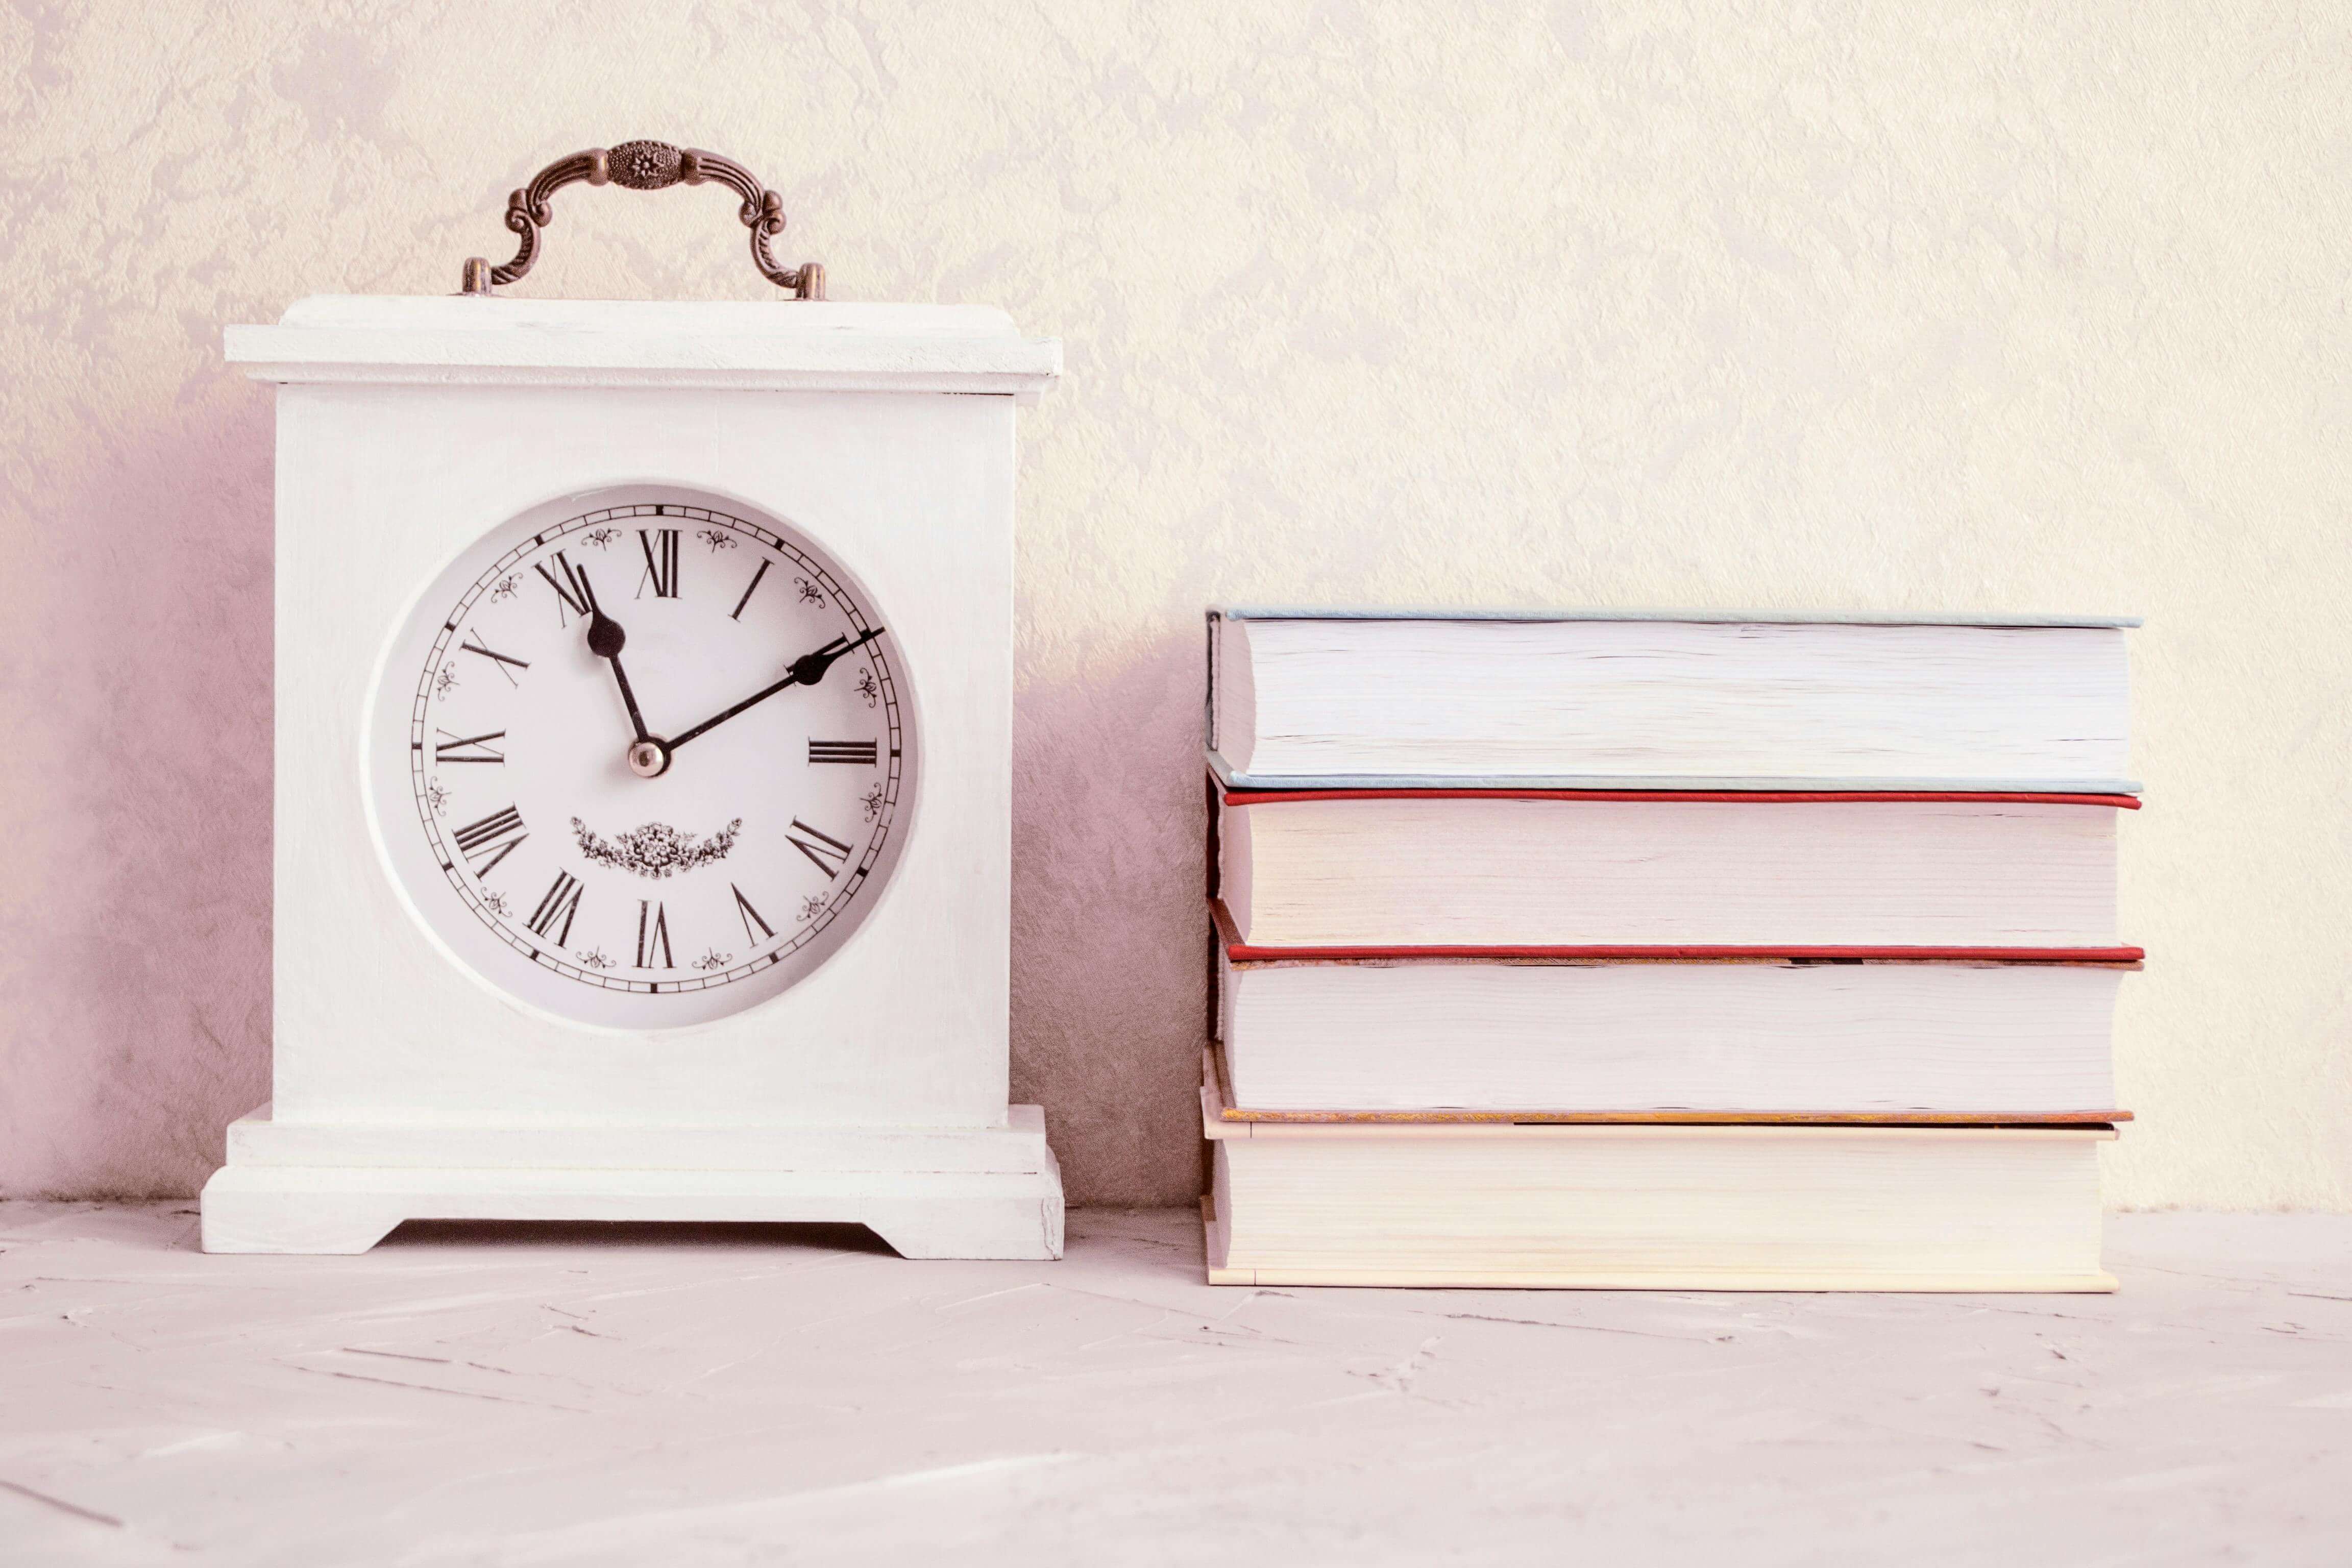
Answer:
[198, 1168, 407, 1254]
[864, 1156, 1066, 1261]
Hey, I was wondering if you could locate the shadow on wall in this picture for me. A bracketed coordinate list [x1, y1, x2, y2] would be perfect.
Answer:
[2, 393, 1211, 1210]
[2, 389, 275, 1199]
[1010, 623, 1212, 1208]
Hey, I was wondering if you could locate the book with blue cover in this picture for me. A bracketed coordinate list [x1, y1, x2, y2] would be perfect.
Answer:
[1206, 607, 2138, 792]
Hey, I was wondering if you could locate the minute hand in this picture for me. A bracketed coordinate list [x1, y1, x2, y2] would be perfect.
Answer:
[666, 628, 884, 753]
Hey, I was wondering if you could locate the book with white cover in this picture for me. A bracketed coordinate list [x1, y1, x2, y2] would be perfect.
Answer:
[1206, 608, 2137, 791]
[1214, 789, 2139, 954]
[1215, 951, 2129, 1119]
[1200, 1055, 2116, 1291]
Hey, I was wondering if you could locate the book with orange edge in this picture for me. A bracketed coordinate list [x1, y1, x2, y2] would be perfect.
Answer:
[1198, 1049, 2119, 1292]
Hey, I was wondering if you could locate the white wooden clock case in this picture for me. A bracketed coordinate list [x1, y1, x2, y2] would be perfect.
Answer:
[201, 296, 1064, 1258]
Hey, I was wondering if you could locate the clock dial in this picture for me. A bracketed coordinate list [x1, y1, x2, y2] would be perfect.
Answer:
[369, 486, 916, 1030]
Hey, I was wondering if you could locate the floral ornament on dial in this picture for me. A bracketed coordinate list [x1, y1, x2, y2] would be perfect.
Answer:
[573, 818, 742, 879]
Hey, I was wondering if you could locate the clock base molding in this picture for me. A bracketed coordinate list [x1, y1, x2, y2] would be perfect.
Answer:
[199, 1105, 1064, 1259]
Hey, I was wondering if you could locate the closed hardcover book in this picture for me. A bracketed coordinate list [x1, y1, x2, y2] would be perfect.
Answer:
[1206, 607, 2136, 792]
[1200, 1054, 2116, 1291]
[1214, 928, 2131, 1121]
[1212, 785, 2140, 957]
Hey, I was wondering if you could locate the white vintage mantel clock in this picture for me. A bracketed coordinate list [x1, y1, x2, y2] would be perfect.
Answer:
[200, 140, 1064, 1257]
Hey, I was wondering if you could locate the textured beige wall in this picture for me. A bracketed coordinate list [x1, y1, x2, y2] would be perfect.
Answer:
[2, 2, 2345, 1208]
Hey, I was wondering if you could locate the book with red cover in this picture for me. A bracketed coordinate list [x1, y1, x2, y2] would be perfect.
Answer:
[1204, 781, 2138, 1122]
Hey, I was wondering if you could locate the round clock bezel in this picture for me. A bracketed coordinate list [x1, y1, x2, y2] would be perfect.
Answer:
[360, 480, 923, 1036]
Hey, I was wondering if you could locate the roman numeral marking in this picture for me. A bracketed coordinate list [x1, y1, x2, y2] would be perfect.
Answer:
[730, 559, 770, 621]
[807, 740, 878, 766]
[786, 818, 852, 880]
[636, 900, 673, 968]
[527, 871, 583, 946]
[731, 884, 775, 945]
[637, 528, 680, 599]
[452, 805, 528, 876]
[458, 631, 529, 685]
[434, 728, 507, 765]
[534, 550, 596, 625]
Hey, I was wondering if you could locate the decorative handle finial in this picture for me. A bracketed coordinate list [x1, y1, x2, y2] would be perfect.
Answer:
[460, 140, 826, 299]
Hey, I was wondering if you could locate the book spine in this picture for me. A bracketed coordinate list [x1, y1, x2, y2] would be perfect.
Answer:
[1202, 609, 1222, 755]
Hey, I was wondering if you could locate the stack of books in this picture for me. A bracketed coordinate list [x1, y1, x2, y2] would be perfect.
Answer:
[1200, 609, 2139, 1291]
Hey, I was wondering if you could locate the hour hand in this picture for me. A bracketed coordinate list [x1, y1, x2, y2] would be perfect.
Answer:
[666, 627, 884, 754]
[580, 576, 652, 746]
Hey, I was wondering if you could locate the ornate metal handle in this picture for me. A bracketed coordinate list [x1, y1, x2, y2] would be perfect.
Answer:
[460, 140, 825, 299]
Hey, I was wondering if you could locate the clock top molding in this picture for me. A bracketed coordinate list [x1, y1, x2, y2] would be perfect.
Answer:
[226, 296, 1062, 401]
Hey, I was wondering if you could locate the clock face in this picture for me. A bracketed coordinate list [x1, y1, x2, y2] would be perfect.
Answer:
[368, 485, 916, 1030]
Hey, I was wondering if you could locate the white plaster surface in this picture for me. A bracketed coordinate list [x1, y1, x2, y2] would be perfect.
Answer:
[2, 5, 2349, 1209]
[4, 1203, 2350, 1565]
